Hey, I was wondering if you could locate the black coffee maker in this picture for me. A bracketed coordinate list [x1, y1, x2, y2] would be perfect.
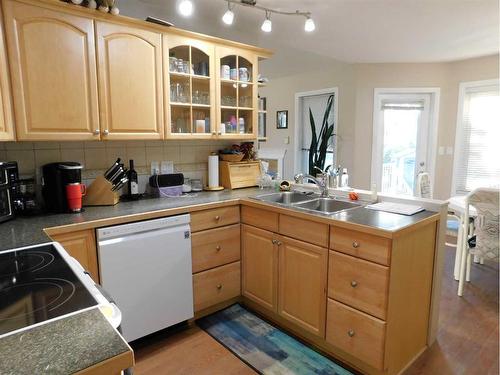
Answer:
[42, 162, 83, 213]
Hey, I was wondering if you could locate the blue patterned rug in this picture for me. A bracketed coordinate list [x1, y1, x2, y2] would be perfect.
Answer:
[197, 304, 354, 375]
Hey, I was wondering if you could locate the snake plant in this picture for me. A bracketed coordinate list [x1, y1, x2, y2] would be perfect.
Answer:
[308, 94, 335, 175]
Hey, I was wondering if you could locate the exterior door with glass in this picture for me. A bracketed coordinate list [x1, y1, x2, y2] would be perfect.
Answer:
[371, 93, 432, 196]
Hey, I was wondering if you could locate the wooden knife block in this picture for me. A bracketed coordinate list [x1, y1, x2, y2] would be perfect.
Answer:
[219, 160, 261, 189]
[83, 175, 120, 206]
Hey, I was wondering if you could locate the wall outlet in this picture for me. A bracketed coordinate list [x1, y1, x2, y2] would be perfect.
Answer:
[284, 136, 290, 145]
[446, 146, 453, 155]
[438, 146, 445, 155]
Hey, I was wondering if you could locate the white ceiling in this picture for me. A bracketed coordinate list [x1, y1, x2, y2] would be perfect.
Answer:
[120, 0, 499, 75]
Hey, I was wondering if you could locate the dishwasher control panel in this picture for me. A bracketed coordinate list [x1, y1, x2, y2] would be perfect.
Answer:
[97, 214, 191, 240]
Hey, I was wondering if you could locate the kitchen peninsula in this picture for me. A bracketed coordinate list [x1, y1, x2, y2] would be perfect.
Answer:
[0, 186, 446, 375]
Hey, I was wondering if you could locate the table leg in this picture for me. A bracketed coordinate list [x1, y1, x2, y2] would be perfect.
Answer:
[453, 215, 464, 281]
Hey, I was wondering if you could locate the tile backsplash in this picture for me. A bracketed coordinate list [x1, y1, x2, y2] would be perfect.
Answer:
[0, 140, 233, 193]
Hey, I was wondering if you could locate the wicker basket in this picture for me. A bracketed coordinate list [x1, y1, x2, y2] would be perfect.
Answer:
[219, 153, 245, 162]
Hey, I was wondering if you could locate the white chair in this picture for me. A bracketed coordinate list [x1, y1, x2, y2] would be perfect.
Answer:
[457, 188, 500, 296]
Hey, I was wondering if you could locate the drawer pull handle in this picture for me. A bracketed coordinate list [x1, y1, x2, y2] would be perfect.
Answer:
[352, 241, 360, 248]
[347, 329, 355, 337]
[216, 245, 221, 251]
[216, 284, 223, 290]
[350, 280, 358, 288]
[214, 215, 221, 221]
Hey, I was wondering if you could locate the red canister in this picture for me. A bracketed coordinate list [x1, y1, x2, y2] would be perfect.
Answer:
[65, 183, 86, 212]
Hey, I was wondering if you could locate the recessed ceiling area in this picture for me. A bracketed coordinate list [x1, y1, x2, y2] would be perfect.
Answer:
[125, 0, 498, 62]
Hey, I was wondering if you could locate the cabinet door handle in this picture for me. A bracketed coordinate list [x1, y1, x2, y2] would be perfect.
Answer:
[276, 241, 282, 246]
[216, 284, 223, 290]
[212, 132, 216, 135]
[347, 329, 355, 337]
[103, 129, 109, 136]
[271, 239, 277, 244]
[214, 215, 221, 221]
[350, 280, 358, 288]
[216, 245, 221, 251]
[94, 129, 100, 135]
[352, 241, 360, 248]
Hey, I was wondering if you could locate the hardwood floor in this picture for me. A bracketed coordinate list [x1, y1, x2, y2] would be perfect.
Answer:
[132, 244, 498, 375]
[404, 244, 499, 375]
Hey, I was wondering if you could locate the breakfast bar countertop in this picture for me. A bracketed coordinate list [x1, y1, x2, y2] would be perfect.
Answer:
[0, 187, 441, 251]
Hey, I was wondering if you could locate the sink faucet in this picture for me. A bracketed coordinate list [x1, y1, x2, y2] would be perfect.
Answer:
[294, 172, 329, 197]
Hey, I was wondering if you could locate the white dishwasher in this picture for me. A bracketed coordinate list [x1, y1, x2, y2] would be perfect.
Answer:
[97, 214, 193, 342]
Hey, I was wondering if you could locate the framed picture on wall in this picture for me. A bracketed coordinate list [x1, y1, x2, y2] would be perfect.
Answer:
[277, 110, 288, 129]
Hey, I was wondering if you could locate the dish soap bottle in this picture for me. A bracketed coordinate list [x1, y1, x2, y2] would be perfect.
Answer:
[340, 168, 349, 188]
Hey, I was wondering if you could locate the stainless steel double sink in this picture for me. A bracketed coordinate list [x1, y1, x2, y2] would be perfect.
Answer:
[252, 191, 363, 215]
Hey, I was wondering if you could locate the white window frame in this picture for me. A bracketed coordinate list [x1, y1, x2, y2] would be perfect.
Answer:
[294, 87, 339, 176]
[371, 87, 440, 196]
[451, 79, 500, 196]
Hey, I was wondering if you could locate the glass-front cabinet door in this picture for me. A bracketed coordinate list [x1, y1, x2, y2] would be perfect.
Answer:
[164, 35, 215, 138]
[216, 46, 258, 139]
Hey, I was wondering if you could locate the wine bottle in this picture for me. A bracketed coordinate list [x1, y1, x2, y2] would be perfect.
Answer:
[128, 159, 139, 196]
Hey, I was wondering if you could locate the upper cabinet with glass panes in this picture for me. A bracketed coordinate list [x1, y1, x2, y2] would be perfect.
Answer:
[164, 36, 216, 139]
[216, 46, 259, 140]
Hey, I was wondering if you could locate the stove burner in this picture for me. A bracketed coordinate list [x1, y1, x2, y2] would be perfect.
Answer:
[0, 251, 55, 278]
[0, 278, 75, 322]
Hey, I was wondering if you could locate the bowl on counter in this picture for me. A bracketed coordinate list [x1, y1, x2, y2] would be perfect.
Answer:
[219, 153, 245, 162]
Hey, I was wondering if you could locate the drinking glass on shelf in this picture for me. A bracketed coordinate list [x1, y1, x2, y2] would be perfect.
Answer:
[176, 59, 184, 73]
[170, 83, 178, 102]
[169, 57, 178, 72]
[202, 92, 210, 105]
[193, 90, 201, 104]
[182, 61, 190, 74]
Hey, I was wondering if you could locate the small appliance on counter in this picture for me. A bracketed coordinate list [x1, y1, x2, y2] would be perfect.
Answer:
[148, 173, 184, 197]
[0, 161, 19, 223]
[12, 177, 42, 216]
[42, 162, 84, 213]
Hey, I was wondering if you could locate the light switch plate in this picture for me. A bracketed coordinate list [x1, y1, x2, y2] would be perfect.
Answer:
[446, 146, 453, 155]
[438, 146, 445, 155]
[284, 136, 290, 145]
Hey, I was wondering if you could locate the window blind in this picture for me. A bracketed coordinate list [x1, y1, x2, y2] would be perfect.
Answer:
[381, 100, 424, 111]
[454, 83, 500, 194]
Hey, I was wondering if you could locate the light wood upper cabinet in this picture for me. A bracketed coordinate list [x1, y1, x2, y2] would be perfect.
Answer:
[49, 229, 100, 283]
[164, 34, 216, 139]
[241, 224, 278, 312]
[215, 45, 258, 140]
[278, 236, 328, 337]
[0, 6, 14, 141]
[2, 0, 100, 140]
[95, 21, 164, 140]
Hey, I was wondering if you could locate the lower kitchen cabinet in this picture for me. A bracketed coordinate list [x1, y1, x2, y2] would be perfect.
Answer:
[193, 261, 240, 312]
[48, 229, 99, 283]
[241, 224, 278, 312]
[278, 236, 328, 337]
[242, 223, 328, 337]
[326, 299, 386, 370]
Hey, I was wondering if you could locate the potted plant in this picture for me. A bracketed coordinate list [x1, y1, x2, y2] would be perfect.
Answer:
[308, 94, 335, 175]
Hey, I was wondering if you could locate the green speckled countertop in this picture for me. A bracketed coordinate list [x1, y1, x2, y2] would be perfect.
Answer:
[0, 308, 130, 375]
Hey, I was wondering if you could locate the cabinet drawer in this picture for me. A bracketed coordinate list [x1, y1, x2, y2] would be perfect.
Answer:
[328, 251, 389, 320]
[192, 224, 241, 273]
[193, 261, 241, 312]
[241, 206, 279, 232]
[326, 299, 386, 370]
[330, 226, 391, 266]
[280, 215, 329, 248]
[191, 206, 240, 232]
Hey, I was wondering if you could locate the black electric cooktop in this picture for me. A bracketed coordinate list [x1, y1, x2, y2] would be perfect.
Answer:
[0, 244, 98, 336]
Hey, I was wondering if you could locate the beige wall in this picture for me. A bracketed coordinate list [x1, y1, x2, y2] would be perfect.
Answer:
[352, 54, 499, 199]
[260, 54, 499, 199]
[259, 60, 356, 179]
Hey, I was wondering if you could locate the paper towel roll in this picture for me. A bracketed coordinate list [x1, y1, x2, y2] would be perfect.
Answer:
[208, 154, 219, 188]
